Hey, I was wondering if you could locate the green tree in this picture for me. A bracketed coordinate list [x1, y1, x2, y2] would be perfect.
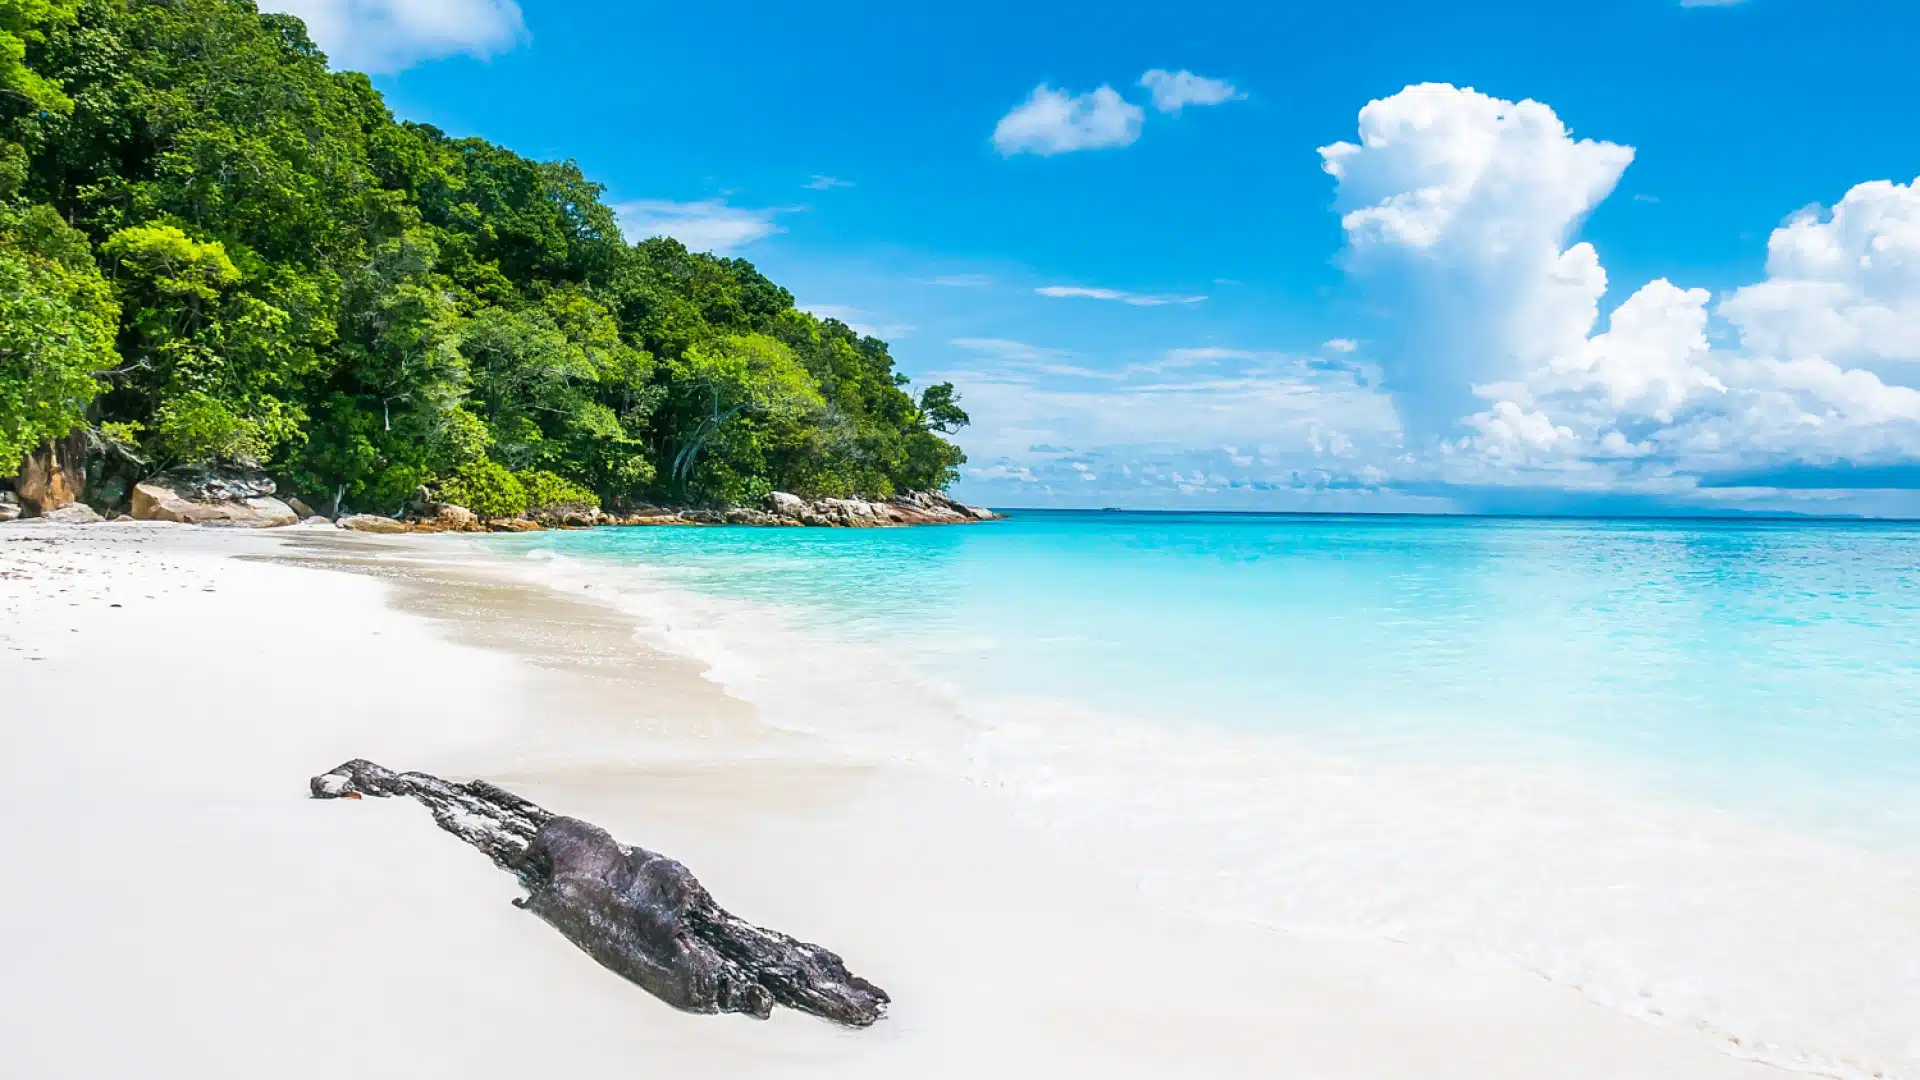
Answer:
[666, 333, 823, 499]
[0, 202, 116, 465]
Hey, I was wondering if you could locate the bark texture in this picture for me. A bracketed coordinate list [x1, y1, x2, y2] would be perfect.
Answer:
[310, 759, 889, 1027]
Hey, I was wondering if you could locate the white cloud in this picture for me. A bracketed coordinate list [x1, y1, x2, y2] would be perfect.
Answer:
[1138, 69, 1245, 114]
[1036, 284, 1207, 306]
[804, 304, 912, 341]
[613, 199, 784, 255]
[1718, 179, 1920, 378]
[1321, 83, 1634, 437]
[260, 0, 524, 72]
[1323, 338, 1360, 354]
[803, 175, 854, 190]
[1325, 85, 1920, 493]
[993, 84, 1145, 156]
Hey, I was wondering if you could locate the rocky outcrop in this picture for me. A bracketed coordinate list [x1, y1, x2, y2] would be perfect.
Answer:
[0, 491, 19, 523]
[337, 514, 410, 534]
[312, 760, 889, 1027]
[127, 469, 300, 528]
[131, 482, 298, 528]
[408, 504, 484, 533]
[755, 490, 999, 528]
[14, 430, 88, 514]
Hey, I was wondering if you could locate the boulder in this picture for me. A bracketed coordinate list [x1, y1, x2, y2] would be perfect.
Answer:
[150, 467, 276, 503]
[0, 503, 20, 523]
[299, 516, 336, 527]
[14, 429, 88, 513]
[411, 503, 482, 533]
[286, 496, 317, 519]
[487, 518, 543, 533]
[132, 483, 299, 528]
[767, 491, 809, 519]
[41, 503, 103, 525]
[338, 514, 411, 534]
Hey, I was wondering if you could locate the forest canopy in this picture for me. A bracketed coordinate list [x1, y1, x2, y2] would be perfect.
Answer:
[0, 0, 967, 513]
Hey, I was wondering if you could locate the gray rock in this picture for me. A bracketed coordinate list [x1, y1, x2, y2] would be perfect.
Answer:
[150, 467, 276, 503]
[286, 496, 317, 519]
[132, 483, 298, 527]
[0, 503, 20, 522]
[337, 514, 410, 534]
[41, 503, 104, 524]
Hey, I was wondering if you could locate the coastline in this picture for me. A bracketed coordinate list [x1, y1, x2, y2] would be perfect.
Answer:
[0, 524, 1785, 1079]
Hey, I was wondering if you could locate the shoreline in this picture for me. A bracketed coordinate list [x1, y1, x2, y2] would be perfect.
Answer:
[0, 523, 1787, 1078]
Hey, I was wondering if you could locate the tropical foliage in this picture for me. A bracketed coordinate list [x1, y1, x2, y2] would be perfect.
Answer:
[0, 0, 965, 512]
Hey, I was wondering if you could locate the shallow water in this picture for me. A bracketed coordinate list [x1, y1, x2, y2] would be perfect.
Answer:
[487, 511, 1920, 1079]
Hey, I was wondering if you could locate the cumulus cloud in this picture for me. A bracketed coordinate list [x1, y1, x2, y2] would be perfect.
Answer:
[1321, 83, 1634, 437]
[1138, 69, 1245, 114]
[613, 199, 784, 255]
[260, 0, 524, 72]
[1325, 84, 1920, 495]
[993, 84, 1144, 156]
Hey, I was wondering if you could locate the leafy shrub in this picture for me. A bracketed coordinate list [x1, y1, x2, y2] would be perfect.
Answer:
[439, 460, 528, 520]
[517, 469, 599, 512]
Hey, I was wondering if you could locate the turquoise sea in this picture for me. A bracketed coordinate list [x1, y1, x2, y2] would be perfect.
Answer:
[490, 511, 1920, 1079]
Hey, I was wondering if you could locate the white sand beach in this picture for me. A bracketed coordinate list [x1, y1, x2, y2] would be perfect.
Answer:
[0, 523, 1786, 1079]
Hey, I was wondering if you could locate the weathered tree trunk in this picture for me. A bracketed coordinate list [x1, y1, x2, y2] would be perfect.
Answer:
[310, 759, 889, 1027]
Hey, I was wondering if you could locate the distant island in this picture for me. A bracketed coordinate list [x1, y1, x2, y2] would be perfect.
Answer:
[0, 0, 969, 523]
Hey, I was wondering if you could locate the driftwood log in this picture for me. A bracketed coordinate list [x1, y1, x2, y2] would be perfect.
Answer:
[310, 759, 889, 1026]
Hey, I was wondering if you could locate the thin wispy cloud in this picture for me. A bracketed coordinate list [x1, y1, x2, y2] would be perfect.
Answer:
[1138, 69, 1246, 114]
[1036, 285, 1207, 307]
[614, 198, 788, 255]
[951, 337, 1068, 362]
[805, 304, 912, 340]
[803, 175, 854, 190]
[992, 84, 1144, 156]
[921, 274, 994, 288]
[1323, 338, 1360, 354]
[260, 0, 525, 72]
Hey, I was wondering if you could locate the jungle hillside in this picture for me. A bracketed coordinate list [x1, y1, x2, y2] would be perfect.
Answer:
[0, 0, 970, 517]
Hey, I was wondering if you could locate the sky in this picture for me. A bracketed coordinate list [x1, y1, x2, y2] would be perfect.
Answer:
[264, 0, 1920, 516]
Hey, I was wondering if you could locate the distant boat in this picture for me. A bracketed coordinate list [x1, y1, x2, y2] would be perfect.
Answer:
[1101, 506, 1125, 512]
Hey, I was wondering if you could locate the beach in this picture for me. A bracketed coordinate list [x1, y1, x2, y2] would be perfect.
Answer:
[0, 523, 1792, 1079]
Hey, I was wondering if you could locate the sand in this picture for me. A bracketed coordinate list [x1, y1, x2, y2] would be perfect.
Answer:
[0, 522, 1786, 1079]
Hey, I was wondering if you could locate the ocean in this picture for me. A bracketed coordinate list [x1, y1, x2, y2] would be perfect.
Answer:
[487, 510, 1920, 1079]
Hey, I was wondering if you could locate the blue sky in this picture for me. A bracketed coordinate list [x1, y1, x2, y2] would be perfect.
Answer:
[268, 0, 1920, 516]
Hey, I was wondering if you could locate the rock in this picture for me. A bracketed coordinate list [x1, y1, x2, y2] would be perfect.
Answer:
[286, 496, 317, 519]
[338, 514, 411, 534]
[41, 503, 103, 524]
[132, 483, 299, 528]
[0, 503, 20, 522]
[486, 518, 542, 533]
[147, 467, 276, 503]
[14, 429, 88, 514]
[411, 503, 483, 533]
[311, 760, 889, 1027]
[113, 514, 134, 522]
[299, 516, 335, 527]
[768, 491, 809, 518]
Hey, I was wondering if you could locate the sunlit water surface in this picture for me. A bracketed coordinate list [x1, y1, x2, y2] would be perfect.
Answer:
[488, 511, 1920, 1078]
